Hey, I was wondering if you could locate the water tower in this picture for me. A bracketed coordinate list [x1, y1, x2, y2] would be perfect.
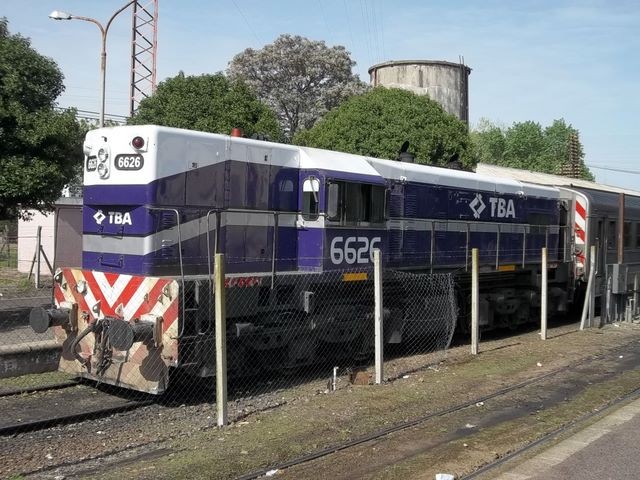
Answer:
[368, 60, 471, 125]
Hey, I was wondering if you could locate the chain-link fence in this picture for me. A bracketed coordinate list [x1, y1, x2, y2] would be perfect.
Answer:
[0, 243, 566, 480]
[0, 222, 17, 269]
[0, 217, 55, 377]
[1, 221, 54, 276]
[142, 255, 455, 412]
[221, 259, 377, 408]
[0, 253, 457, 412]
[382, 270, 457, 380]
[0, 274, 54, 379]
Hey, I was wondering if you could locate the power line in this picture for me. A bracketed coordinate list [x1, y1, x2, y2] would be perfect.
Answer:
[368, 0, 381, 63]
[359, 0, 374, 68]
[231, 0, 263, 45]
[342, 0, 360, 76]
[317, 0, 334, 44]
[55, 107, 129, 122]
[376, 0, 386, 62]
[587, 164, 640, 175]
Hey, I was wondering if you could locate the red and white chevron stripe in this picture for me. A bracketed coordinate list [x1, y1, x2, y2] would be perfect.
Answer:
[575, 197, 587, 275]
[54, 269, 178, 330]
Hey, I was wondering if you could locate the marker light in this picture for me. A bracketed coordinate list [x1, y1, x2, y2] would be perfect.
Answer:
[132, 136, 145, 149]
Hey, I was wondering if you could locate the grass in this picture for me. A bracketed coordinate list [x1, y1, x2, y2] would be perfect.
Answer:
[0, 259, 50, 296]
[0, 371, 75, 393]
[0, 241, 18, 269]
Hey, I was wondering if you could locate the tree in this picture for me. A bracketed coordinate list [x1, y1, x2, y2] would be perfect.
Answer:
[293, 87, 474, 167]
[504, 121, 548, 171]
[472, 118, 506, 165]
[544, 119, 593, 180]
[227, 34, 368, 140]
[129, 72, 282, 141]
[0, 18, 85, 220]
[472, 118, 593, 180]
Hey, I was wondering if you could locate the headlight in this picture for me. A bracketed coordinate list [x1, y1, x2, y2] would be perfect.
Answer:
[97, 163, 109, 179]
[98, 148, 109, 162]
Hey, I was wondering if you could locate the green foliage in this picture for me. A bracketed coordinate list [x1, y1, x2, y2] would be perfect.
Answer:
[129, 72, 283, 141]
[228, 34, 369, 140]
[472, 117, 594, 180]
[293, 87, 474, 167]
[0, 18, 85, 220]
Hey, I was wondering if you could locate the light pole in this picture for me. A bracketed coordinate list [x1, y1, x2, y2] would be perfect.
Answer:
[49, 1, 136, 127]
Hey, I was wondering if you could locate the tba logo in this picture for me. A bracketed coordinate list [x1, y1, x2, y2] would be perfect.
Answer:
[93, 209, 133, 226]
[93, 210, 106, 225]
[469, 193, 486, 219]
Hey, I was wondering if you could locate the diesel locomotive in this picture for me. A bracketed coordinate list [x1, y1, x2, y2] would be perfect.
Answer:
[30, 125, 638, 394]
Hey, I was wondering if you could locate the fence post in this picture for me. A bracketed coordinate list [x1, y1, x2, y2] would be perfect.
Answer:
[471, 248, 479, 355]
[374, 248, 383, 384]
[634, 273, 639, 318]
[591, 248, 598, 327]
[35, 226, 42, 288]
[541, 247, 548, 340]
[580, 245, 597, 330]
[214, 253, 228, 427]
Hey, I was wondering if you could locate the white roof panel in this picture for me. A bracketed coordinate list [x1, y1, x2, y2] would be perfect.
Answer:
[299, 147, 383, 179]
[367, 157, 558, 199]
[476, 163, 640, 197]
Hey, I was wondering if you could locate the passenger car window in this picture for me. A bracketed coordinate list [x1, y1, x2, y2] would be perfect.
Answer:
[608, 221, 617, 250]
[624, 222, 632, 248]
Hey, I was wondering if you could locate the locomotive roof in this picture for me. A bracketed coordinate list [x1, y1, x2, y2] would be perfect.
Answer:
[85, 126, 560, 201]
[475, 163, 640, 198]
[299, 146, 383, 180]
[366, 157, 559, 199]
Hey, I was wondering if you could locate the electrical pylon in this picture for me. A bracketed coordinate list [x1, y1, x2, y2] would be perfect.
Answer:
[129, 0, 158, 117]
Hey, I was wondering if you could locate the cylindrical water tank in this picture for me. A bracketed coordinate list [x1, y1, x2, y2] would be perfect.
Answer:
[368, 60, 471, 124]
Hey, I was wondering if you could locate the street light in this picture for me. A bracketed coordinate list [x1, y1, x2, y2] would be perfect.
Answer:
[49, 1, 136, 127]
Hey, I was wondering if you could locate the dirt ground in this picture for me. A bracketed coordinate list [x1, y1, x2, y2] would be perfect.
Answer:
[5, 320, 638, 480]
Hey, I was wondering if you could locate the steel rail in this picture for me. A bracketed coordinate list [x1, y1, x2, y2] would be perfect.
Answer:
[462, 386, 640, 479]
[0, 399, 153, 436]
[0, 380, 78, 398]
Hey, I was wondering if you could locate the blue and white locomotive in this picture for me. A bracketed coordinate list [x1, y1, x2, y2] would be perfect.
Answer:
[35, 125, 570, 393]
[81, 125, 561, 273]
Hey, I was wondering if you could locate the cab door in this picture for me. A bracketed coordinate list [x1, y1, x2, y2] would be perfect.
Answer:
[297, 173, 324, 271]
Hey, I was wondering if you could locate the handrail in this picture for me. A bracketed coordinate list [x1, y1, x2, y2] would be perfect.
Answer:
[271, 212, 279, 289]
[204, 208, 281, 289]
[495, 225, 501, 270]
[522, 225, 527, 268]
[148, 207, 186, 337]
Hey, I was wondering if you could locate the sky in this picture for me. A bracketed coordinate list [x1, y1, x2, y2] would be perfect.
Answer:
[3, 0, 639, 190]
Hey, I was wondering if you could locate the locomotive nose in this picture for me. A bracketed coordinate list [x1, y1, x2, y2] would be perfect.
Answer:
[30, 307, 71, 333]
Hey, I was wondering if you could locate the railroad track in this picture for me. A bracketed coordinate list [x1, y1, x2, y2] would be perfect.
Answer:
[0, 382, 153, 436]
[236, 339, 640, 480]
[0, 380, 78, 398]
[461, 385, 640, 479]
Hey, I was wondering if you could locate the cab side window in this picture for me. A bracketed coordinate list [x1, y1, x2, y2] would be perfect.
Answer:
[326, 181, 385, 225]
[302, 177, 319, 220]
